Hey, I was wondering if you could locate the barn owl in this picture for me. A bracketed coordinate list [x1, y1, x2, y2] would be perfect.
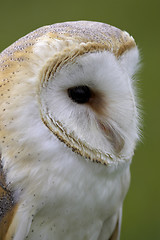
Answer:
[0, 21, 140, 240]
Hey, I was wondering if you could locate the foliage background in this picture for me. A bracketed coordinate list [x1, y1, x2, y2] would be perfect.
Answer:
[0, 0, 159, 239]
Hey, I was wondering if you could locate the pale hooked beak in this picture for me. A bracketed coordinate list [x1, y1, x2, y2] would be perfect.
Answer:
[97, 120, 124, 154]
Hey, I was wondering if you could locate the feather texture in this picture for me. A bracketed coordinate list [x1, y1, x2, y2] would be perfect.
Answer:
[0, 21, 140, 240]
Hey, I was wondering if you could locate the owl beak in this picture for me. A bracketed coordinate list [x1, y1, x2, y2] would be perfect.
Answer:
[97, 120, 124, 154]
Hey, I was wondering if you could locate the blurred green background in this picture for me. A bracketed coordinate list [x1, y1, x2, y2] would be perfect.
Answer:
[0, 0, 159, 239]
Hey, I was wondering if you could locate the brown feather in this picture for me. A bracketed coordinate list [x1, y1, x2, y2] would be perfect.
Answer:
[0, 159, 17, 240]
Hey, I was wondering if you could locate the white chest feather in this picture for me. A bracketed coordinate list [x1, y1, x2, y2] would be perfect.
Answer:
[11, 148, 130, 240]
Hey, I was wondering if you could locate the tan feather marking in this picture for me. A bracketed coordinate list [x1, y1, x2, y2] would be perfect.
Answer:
[40, 42, 108, 86]
[0, 160, 17, 240]
[0, 204, 18, 240]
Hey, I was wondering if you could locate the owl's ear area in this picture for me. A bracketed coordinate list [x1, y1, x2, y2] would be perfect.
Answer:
[118, 46, 140, 77]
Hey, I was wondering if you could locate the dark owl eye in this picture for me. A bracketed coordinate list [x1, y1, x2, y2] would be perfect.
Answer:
[67, 86, 91, 104]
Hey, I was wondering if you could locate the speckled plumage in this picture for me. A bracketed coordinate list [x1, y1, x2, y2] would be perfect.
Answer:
[0, 21, 135, 59]
[0, 21, 140, 240]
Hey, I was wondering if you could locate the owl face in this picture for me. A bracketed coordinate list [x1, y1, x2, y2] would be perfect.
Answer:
[39, 49, 139, 166]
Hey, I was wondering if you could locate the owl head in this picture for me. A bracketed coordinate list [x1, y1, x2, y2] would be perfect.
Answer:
[0, 21, 140, 177]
